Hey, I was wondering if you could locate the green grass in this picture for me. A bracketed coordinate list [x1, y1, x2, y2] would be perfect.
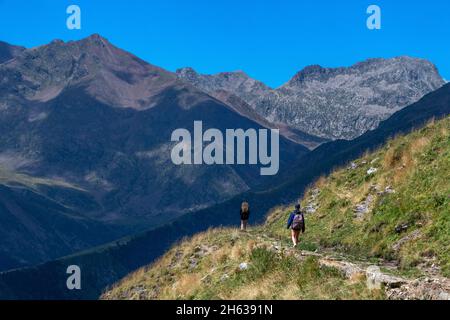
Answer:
[102, 227, 385, 300]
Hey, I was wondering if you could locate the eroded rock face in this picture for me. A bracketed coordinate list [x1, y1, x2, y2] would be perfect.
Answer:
[177, 57, 445, 140]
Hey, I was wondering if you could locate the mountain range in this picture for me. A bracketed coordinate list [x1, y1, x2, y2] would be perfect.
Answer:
[0, 34, 448, 299]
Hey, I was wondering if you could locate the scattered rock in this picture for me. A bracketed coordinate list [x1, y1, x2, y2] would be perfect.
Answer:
[354, 195, 373, 219]
[305, 188, 320, 214]
[376, 185, 396, 196]
[384, 186, 395, 194]
[220, 274, 230, 281]
[395, 223, 409, 234]
[392, 230, 421, 251]
[169, 250, 183, 269]
[319, 259, 364, 279]
[366, 266, 382, 289]
[374, 273, 406, 288]
[239, 262, 249, 271]
[189, 257, 198, 269]
[367, 167, 378, 175]
[129, 285, 149, 299]
[348, 162, 358, 170]
[387, 277, 450, 300]
[305, 204, 317, 214]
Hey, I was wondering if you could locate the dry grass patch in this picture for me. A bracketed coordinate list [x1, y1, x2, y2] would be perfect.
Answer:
[169, 273, 201, 298]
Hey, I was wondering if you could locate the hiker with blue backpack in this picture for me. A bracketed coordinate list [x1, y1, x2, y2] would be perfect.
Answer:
[287, 204, 305, 247]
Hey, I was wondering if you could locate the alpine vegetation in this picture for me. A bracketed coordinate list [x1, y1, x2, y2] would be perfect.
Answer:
[171, 121, 280, 176]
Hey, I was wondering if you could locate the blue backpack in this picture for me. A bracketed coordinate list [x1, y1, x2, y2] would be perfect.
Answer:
[291, 213, 304, 231]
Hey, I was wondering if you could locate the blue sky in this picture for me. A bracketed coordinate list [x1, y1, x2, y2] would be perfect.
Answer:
[0, 0, 449, 87]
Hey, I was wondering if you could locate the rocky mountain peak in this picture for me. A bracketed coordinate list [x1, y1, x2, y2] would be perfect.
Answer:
[1, 35, 180, 109]
[288, 64, 330, 84]
[285, 56, 442, 90]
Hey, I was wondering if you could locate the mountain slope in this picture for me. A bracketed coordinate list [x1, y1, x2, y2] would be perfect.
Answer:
[1, 83, 448, 299]
[103, 116, 450, 300]
[177, 57, 445, 140]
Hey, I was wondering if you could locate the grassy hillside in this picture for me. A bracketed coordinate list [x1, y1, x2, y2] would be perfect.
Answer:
[102, 117, 449, 300]
[267, 116, 449, 277]
[102, 228, 384, 300]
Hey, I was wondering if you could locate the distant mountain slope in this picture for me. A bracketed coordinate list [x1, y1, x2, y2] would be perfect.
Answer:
[1, 83, 448, 300]
[103, 116, 449, 300]
[177, 57, 445, 140]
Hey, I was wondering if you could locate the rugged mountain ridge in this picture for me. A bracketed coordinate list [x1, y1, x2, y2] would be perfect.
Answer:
[177, 57, 445, 140]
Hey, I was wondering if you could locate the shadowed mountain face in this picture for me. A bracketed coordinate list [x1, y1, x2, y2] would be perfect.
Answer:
[177, 58, 445, 140]
[1, 83, 448, 300]
[0, 36, 308, 271]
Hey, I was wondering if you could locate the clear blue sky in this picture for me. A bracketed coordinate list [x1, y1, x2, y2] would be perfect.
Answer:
[0, 0, 449, 87]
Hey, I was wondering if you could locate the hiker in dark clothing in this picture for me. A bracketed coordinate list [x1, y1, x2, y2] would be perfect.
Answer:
[240, 201, 250, 231]
[287, 204, 305, 247]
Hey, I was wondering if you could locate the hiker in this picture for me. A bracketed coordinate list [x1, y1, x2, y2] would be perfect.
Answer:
[287, 204, 305, 247]
[240, 201, 250, 231]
